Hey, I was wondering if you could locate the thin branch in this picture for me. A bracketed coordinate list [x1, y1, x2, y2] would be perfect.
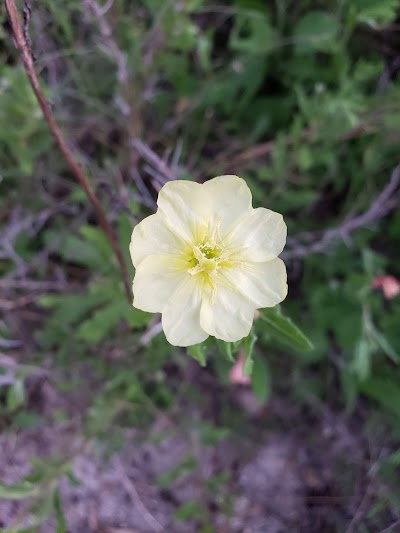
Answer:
[132, 138, 177, 182]
[0, 278, 70, 292]
[0, 352, 49, 376]
[22, 0, 33, 57]
[283, 164, 400, 260]
[114, 457, 164, 532]
[139, 318, 163, 346]
[0, 338, 22, 349]
[85, 0, 153, 213]
[0, 294, 41, 311]
[4, 0, 132, 302]
[379, 518, 400, 533]
[85, 0, 128, 94]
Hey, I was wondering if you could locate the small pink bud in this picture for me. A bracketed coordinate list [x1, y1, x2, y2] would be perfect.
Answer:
[372, 275, 400, 300]
[229, 353, 251, 385]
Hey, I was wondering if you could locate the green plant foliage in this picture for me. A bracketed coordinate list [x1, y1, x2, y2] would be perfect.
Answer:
[360, 376, 400, 419]
[156, 455, 198, 488]
[0, 67, 52, 176]
[174, 500, 204, 521]
[198, 421, 231, 445]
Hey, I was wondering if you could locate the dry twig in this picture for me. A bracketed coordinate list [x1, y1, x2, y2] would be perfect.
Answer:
[0, 278, 69, 292]
[114, 457, 164, 532]
[132, 139, 177, 183]
[378, 518, 400, 533]
[4, 0, 131, 301]
[282, 164, 400, 260]
[0, 294, 40, 311]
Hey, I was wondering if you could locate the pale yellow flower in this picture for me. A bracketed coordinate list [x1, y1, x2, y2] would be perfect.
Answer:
[130, 175, 287, 347]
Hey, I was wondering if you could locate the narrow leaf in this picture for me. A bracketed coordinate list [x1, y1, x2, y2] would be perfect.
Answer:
[243, 330, 257, 376]
[369, 326, 399, 364]
[53, 488, 68, 533]
[0, 480, 39, 500]
[251, 355, 271, 403]
[260, 308, 313, 351]
[352, 336, 371, 381]
[360, 376, 400, 419]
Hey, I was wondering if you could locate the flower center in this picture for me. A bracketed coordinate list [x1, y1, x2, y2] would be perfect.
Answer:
[188, 242, 221, 276]
[186, 220, 253, 304]
[187, 220, 224, 278]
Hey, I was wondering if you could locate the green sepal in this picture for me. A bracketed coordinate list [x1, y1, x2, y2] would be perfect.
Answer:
[187, 342, 207, 366]
[215, 339, 235, 362]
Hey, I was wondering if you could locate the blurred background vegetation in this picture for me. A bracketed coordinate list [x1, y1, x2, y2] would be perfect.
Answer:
[1, 0, 400, 531]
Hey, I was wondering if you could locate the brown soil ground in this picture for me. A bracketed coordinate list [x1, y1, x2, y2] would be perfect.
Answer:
[0, 363, 383, 533]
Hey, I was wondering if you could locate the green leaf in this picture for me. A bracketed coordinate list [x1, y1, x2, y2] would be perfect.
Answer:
[352, 336, 371, 381]
[0, 480, 39, 500]
[174, 500, 203, 521]
[369, 325, 399, 364]
[56, 233, 107, 271]
[353, 0, 399, 27]
[387, 449, 400, 466]
[156, 455, 197, 488]
[243, 330, 257, 376]
[53, 488, 68, 533]
[77, 301, 127, 343]
[80, 226, 112, 259]
[251, 355, 271, 403]
[38, 292, 105, 327]
[125, 307, 152, 328]
[230, 13, 277, 54]
[259, 307, 314, 351]
[198, 422, 230, 446]
[187, 343, 207, 366]
[6, 379, 26, 412]
[293, 11, 339, 54]
[360, 376, 400, 418]
[206, 470, 230, 493]
[12, 410, 44, 429]
[340, 368, 359, 414]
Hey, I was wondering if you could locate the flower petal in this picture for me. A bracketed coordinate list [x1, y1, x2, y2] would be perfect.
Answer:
[226, 207, 287, 262]
[157, 180, 210, 244]
[200, 283, 255, 342]
[130, 213, 188, 268]
[202, 175, 252, 236]
[133, 255, 189, 313]
[162, 277, 209, 346]
[221, 258, 288, 308]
